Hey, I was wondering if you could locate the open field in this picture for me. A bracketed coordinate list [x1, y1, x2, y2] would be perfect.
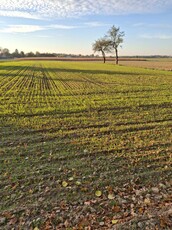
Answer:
[0, 61, 172, 229]
[14, 57, 146, 62]
[120, 58, 172, 71]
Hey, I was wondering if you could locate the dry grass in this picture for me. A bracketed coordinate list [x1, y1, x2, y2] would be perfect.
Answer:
[120, 58, 172, 71]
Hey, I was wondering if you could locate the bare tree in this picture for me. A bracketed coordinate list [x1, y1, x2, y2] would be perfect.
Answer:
[92, 38, 111, 63]
[106, 25, 124, 64]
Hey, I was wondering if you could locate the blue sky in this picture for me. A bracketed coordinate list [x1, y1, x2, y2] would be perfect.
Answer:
[0, 0, 172, 55]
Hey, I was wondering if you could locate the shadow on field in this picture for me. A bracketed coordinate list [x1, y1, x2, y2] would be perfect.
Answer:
[1, 102, 172, 120]
[0, 65, 157, 77]
[0, 72, 32, 78]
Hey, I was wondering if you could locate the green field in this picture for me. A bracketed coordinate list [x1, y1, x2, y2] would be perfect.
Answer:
[0, 61, 172, 229]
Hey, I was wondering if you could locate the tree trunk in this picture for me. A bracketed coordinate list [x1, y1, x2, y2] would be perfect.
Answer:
[102, 51, 106, 63]
[115, 48, 118, 65]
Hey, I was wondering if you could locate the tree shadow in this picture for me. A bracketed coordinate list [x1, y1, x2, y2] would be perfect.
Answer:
[0, 65, 157, 77]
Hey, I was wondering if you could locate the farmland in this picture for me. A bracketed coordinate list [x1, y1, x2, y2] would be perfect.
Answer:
[120, 58, 172, 71]
[0, 61, 172, 229]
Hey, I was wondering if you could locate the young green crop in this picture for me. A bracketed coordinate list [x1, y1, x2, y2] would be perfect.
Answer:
[0, 60, 172, 228]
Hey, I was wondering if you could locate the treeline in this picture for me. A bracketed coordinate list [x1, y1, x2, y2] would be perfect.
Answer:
[1, 47, 171, 59]
[0, 47, 98, 59]
[0, 48, 58, 59]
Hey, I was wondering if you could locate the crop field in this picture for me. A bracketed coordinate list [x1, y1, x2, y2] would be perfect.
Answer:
[0, 61, 172, 229]
[120, 58, 172, 71]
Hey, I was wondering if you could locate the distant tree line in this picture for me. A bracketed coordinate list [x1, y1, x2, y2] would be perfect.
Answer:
[0, 48, 101, 59]
[1, 47, 171, 60]
[0, 48, 58, 59]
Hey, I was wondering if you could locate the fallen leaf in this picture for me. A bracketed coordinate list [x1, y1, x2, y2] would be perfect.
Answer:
[112, 219, 118, 224]
[76, 181, 81, 186]
[95, 190, 102, 197]
[112, 205, 121, 213]
[64, 220, 70, 227]
[29, 189, 33, 194]
[34, 227, 39, 230]
[138, 207, 144, 214]
[99, 221, 104, 226]
[108, 193, 115, 200]
[12, 184, 17, 190]
[9, 217, 18, 225]
[68, 177, 74, 181]
[84, 201, 91, 205]
[62, 181, 68, 187]
[144, 198, 151, 205]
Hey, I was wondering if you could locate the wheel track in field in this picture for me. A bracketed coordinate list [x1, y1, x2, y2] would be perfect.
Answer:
[1, 120, 171, 149]
[27, 65, 43, 106]
[0, 141, 171, 187]
[1, 116, 172, 139]
[16, 65, 38, 106]
[41, 66, 109, 112]
[46, 66, 106, 94]
[80, 74, 108, 89]
[39, 64, 62, 97]
[16, 66, 34, 93]
[38, 64, 85, 109]
[8, 64, 57, 108]
[12, 67, 34, 96]
[22, 64, 50, 108]
[53, 70, 90, 109]
[38, 64, 57, 108]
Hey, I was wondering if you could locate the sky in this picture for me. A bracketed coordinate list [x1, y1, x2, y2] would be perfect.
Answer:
[0, 0, 172, 56]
